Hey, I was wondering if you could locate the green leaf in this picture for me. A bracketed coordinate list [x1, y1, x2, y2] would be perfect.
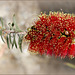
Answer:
[9, 33, 12, 44]
[18, 34, 23, 52]
[6, 35, 10, 49]
[64, 62, 75, 69]
[12, 34, 17, 48]
[1, 35, 5, 43]
[12, 37, 14, 48]
[14, 35, 17, 48]
[0, 30, 2, 35]
[1, 18, 4, 28]
[15, 40, 17, 48]
[18, 35, 22, 52]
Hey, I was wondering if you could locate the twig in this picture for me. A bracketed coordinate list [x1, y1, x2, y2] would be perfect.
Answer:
[2, 30, 27, 35]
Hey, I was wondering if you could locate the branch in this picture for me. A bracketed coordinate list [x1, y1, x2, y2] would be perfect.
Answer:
[1, 29, 27, 52]
[2, 30, 27, 35]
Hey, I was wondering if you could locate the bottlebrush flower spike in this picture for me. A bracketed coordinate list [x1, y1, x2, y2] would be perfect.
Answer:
[25, 11, 75, 58]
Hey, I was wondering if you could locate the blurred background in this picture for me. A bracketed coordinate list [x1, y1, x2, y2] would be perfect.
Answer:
[0, 0, 75, 74]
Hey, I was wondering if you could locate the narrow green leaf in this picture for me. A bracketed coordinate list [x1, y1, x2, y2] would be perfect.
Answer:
[18, 35, 23, 52]
[12, 34, 15, 48]
[1, 35, 5, 43]
[12, 34, 17, 49]
[19, 43, 22, 52]
[12, 38, 14, 48]
[15, 40, 17, 48]
[12, 34, 14, 48]
[1, 18, 4, 28]
[9, 33, 12, 44]
[0, 30, 2, 35]
[18, 35, 22, 52]
[64, 62, 75, 69]
[6, 35, 10, 49]
[14, 34, 17, 48]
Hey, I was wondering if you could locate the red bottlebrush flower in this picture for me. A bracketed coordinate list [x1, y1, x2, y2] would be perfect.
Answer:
[25, 12, 75, 58]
